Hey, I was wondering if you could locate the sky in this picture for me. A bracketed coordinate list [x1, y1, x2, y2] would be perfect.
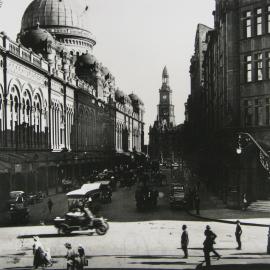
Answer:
[0, 0, 215, 143]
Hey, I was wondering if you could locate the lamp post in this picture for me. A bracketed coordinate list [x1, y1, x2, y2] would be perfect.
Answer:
[236, 132, 270, 254]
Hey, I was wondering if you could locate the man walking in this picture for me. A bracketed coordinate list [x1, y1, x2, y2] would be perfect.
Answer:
[235, 220, 242, 250]
[181, 224, 189, 258]
[47, 198, 53, 214]
[203, 225, 221, 267]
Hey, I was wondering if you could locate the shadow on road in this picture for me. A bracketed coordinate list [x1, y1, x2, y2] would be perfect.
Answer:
[17, 232, 98, 239]
[198, 264, 270, 270]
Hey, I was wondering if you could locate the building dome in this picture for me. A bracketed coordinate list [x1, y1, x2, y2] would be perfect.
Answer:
[21, 0, 96, 55]
[76, 53, 97, 67]
[129, 93, 144, 106]
[22, 0, 84, 31]
[20, 25, 55, 52]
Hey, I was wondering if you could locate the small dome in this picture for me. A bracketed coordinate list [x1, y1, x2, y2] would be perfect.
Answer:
[124, 95, 132, 104]
[76, 53, 96, 67]
[129, 93, 144, 105]
[115, 89, 125, 100]
[129, 93, 139, 102]
[20, 26, 55, 50]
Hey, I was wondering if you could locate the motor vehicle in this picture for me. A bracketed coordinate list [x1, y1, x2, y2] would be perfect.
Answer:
[66, 183, 102, 214]
[62, 179, 74, 192]
[96, 181, 112, 203]
[135, 183, 159, 210]
[7, 191, 27, 208]
[169, 183, 186, 209]
[9, 201, 30, 224]
[54, 210, 109, 236]
[26, 193, 38, 204]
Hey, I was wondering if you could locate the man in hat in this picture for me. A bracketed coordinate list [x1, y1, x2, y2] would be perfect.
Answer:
[181, 224, 189, 258]
[203, 225, 221, 267]
[64, 243, 76, 270]
[235, 220, 242, 250]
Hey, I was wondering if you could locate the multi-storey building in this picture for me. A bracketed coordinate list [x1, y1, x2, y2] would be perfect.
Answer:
[186, 0, 270, 207]
[0, 0, 144, 208]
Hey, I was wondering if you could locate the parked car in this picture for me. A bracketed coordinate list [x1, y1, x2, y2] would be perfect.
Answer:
[7, 191, 27, 208]
[169, 184, 186, 209]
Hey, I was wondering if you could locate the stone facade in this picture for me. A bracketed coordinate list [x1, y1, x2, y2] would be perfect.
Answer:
[0, 0, 144, 208]
[185, 0, 270, 208]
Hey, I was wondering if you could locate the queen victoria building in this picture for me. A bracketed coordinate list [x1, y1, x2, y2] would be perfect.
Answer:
[0, 0, 144, 207]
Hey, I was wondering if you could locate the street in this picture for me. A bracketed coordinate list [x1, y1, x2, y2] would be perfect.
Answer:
[0, 168, 270, 269]
[0, 220, 270, 269]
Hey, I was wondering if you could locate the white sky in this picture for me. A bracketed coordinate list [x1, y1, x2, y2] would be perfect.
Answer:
[0, 0, 215, 143]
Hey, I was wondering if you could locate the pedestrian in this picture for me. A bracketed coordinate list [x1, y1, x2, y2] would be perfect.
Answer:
[75, 245, 87, 270]
[194, 192, 200, 215]
[65, 242, 76, 270]
[33, 236, 46, 269]
[47, 198, 53, 214]
[235, 220, 242, 250]
[242, 193, 248, 211]
[181, 224, 189, 258]
[203, 225, 221, 267]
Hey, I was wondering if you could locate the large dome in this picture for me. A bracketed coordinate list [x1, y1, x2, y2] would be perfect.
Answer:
[21, 0, 96, 55]
[21, 0, 85, 30]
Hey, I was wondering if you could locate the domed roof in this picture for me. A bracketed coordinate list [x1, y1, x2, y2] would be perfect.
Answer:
[20, 26, 55, 50]
[115, 89, 125, 100]
[76, 53, 97, 67]
[21, 0, 85, 31]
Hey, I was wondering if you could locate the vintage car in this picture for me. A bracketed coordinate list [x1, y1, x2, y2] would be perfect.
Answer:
[169, 183, 186, 209]
[135, 183, 159, 210]
[67, 183, 101, 210]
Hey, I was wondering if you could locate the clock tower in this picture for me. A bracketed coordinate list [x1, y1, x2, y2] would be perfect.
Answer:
[158, 66, 175, 127]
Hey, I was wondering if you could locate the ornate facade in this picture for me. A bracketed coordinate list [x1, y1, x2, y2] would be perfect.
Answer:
[0, 0, 144, 207]
[149, 67, 180, 162]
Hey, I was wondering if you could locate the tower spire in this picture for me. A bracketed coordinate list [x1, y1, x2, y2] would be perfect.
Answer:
[162, 66, 169, 85]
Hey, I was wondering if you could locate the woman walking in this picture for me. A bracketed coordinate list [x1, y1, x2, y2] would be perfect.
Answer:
[75, 245, 87, 270]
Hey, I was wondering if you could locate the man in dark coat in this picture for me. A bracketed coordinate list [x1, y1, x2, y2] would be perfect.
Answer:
[203, 225, 221, 267]
[181, 224, 189, 258]
[235, 220, 242, 250]
[194, 193, 200, 215]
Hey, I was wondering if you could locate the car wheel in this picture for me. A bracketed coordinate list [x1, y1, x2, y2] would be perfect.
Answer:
[96, 225, 108, 235]
[58, 226, 69, 235]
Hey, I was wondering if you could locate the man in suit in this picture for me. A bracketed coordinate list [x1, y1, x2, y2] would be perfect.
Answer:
[203, 225, 221, 267]
[181, 224, 189, 258]
[235, 220, 242, 250]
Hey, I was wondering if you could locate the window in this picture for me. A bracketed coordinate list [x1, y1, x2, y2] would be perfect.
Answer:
[244, 100, 253, 126]
[255, 53, 263, 81]
[245, 55, 252, 82]
[266, 98, 270, 125]
[254, 99, 263, 126]
[244, 10, 252, 38]
[255, 8, 262, 35]
[266, 52, 270, 79]
[267, 6, 270, 33]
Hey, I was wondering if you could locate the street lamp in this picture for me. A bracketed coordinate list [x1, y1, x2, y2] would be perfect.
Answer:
[236, 132, 270, 172]
[236, 132, 270, 254]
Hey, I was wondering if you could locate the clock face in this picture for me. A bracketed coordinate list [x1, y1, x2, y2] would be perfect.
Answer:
[162, 95, 167, 100]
